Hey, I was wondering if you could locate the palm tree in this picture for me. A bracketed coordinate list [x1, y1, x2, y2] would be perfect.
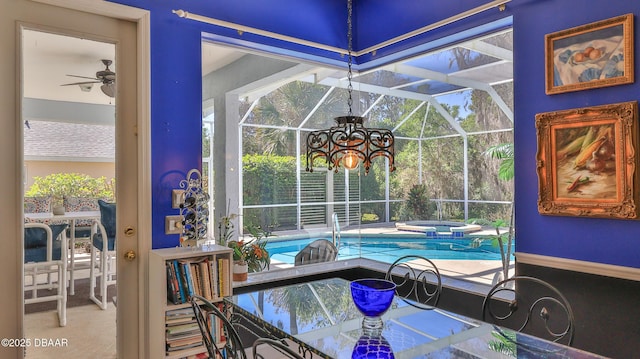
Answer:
[484, 142, 514, 283]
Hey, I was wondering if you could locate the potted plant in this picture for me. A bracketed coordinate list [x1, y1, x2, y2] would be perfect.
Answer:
[227, 224, 271, 281]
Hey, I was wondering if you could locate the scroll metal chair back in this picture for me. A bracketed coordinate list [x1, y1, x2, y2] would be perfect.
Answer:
[191, 295, 248, 359]
[384, 255, 442, 309]
[252, 338, 304, 359]
[294, 239, 338, 266]
[482, 276, 575, 346]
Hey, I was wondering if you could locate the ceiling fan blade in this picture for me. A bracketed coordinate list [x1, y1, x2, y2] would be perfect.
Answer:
[101, 83, 115, 98]
[66, 74, 99, 81]
[61, 81, 101, 86]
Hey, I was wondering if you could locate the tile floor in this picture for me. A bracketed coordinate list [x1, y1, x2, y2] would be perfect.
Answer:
[24, 303, 116, 359]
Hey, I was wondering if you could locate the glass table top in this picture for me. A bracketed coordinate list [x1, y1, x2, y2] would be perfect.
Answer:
[228, 277, 605, 359]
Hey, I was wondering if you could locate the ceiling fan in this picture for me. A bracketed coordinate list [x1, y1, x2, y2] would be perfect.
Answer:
[61, 59, 116, 98]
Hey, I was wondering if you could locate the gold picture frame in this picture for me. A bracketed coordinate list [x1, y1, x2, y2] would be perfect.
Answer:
[535, 101, 639, 219]
[545, 14, 634, 95]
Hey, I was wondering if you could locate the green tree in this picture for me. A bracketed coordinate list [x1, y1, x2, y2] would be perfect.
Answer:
[26, 173, 115, 202]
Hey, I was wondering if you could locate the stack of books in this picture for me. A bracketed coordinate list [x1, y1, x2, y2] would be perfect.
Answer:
[166, 256, 230, 305]
[165, 307, 205, 355]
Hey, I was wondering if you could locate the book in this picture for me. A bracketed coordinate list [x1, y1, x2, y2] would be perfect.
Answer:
[180, 260, 195, 300]
[219, 258, 230, 297]
[165, 316, 195, 326]
[191, 262, 202, 297]
[165, 262, 180, 305]
[165, 322, 200, 335]
[217, 259, 224, 297]
[173, 259, 187, 303]
[210, 259, 219, 298]
[199, 260, 212, 300]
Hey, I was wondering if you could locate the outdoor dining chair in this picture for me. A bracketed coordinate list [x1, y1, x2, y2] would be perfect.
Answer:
[24, 222, 69, 326]
[63, 196, 100, 294]
[384, 255, 442, 309]
[482, 275, 575, 346]
[294, 239, 338, 266]
[89, 199, 117, 309]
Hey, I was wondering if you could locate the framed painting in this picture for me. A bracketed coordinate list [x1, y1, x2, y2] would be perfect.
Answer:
[545, 14, 634, 95]
[535, 101, 639, 219]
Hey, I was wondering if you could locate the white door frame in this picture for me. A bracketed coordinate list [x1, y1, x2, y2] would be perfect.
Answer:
[20, 1, 151, 358]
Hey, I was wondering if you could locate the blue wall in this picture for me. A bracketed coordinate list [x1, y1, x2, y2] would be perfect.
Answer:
[513, 0, 640, 268]
[112, 0, 640, 268]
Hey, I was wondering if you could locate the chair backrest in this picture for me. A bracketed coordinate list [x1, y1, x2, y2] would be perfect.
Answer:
[92, 200, 117, 251]
[24, 196, 52, 214]
[482, 276, 575, 346]
[98, 200, 116, 238]
[64, 197, 99, 226]
[252, 338, 303, 359]
[294, 239, 338, 266]
[190, 295, 247, 359]
[24, 222, 68, 263]
[384, 255, 442, 309]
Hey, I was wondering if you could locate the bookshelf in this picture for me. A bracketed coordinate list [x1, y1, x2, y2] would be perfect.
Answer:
[149, 244, 233, 359]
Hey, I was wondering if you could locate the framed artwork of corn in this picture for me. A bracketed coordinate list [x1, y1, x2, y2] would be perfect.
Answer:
[536, 101, 638, 219]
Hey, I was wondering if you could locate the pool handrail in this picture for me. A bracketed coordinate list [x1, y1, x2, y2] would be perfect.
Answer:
[332, 213, 341, 252]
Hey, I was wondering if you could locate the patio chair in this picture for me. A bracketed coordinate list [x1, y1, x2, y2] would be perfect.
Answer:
[294, 239, 338, 266]
[190, 295, 248, 359]
[24, 222, 69, 326]
[63, 196, 100, 294]
[384, 255, 442, 309]
[89, 199, 116, 309]
[482, 276, 575, 346]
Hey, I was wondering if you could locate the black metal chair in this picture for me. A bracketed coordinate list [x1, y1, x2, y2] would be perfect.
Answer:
[294, 239, 338, 266]
[190, 295, 248, 359]
[384, 255, 442, 309]
[252, 338, 304, 359]
[482, 276, 575, 346]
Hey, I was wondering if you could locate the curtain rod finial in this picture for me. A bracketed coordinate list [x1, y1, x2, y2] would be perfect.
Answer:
[172, 9, 188, 18]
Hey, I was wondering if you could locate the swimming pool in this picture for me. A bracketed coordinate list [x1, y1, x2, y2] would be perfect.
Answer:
[266, 235, 514, 265]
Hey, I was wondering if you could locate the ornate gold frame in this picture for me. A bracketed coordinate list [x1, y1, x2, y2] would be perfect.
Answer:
[545, 14, 634, 95]
[536, 101, 638, 219]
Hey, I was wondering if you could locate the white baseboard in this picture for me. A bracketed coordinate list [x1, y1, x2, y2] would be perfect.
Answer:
[516, 252, 640, 282]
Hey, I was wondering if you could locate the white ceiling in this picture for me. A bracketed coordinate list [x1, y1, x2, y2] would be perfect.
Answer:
[23, 29, 245, 106]
[23, 29, 117, 105]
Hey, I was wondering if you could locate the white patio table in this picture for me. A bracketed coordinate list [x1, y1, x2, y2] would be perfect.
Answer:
[24, 211, 101, 295]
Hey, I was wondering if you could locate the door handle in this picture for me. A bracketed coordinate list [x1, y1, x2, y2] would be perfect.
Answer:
[124, 250, 136, 261]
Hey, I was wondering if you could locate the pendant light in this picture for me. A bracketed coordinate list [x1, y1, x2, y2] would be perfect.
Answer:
[305, 0, 395, 175]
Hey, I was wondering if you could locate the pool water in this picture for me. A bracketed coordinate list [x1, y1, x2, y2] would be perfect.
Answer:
[266, 235, 514, 265]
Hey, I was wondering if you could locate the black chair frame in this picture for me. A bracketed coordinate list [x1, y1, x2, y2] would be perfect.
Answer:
[384, 255, 442, 309]
[482, 275, 575, 346]
[191, 295, 248, 359]
[252, 338, 304, 359]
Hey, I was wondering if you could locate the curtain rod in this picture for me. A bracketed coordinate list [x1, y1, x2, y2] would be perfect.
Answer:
[173, 0, 510, 58]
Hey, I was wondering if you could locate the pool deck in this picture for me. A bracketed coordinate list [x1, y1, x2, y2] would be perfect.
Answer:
[264, 223, 514, 287]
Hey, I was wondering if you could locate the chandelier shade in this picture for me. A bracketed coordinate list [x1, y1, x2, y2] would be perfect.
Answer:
[306, 116, 395, 175]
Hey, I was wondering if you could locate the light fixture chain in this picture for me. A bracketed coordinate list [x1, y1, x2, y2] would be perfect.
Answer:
[305, 0, 395, 175]
[347, 0, 353, 116]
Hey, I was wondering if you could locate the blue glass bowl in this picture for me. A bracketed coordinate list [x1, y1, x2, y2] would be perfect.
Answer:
[350, 279, 396, 318]
[351, 334, 395, 359]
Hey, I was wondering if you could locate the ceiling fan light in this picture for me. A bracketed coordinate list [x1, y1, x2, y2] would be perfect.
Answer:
[79, 83, 93, 92]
